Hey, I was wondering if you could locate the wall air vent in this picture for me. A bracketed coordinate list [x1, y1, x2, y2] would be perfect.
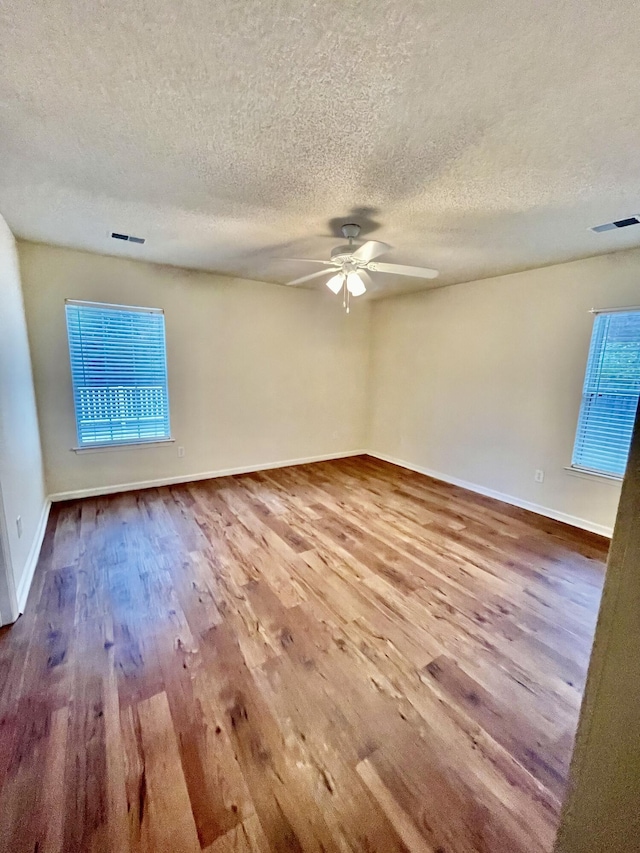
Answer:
[590, 217, 640, 233]
[111, 232, 146, 244]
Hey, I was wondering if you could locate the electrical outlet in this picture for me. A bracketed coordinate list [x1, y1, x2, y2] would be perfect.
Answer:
[177, 446, 185, 458]
[16, 516, 22, 538]
[534, 469, 544, 483]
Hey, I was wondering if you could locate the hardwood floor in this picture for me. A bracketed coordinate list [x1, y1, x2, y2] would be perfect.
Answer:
[0, 456, 608, 853]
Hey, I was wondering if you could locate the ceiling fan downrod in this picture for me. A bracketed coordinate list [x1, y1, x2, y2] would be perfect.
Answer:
[341, 223, 361, 244]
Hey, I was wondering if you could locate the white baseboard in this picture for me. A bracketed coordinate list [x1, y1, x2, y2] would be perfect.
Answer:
[48, 450, 366, 503]
[16, 498, 51, 613]
[367, 451, 614, 538]
[46, 447, 613, 539]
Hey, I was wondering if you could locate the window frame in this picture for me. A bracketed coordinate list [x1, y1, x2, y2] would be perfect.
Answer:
[65, 299, 172, 450]
[570, 308, 640, 480]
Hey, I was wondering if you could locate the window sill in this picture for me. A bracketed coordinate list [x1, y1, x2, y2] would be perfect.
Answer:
[564, 465, 623, 484]
[72, 438, 175, 454]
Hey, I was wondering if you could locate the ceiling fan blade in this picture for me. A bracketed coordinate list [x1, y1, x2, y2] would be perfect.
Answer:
[285, 268, 338, 286]
[351, 241, 392, 262]
[367, 261, 439, 279]
[281, 258, 336, 265]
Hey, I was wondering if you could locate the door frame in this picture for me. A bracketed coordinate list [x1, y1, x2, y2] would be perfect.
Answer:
[0, 478, 18, 626]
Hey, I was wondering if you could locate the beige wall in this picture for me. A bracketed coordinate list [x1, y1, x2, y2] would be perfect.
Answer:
[17, 238, 640, 535]
[18, 242, 369, 498]
[368, 249, 640, 535]
[0, 218, 46, 623]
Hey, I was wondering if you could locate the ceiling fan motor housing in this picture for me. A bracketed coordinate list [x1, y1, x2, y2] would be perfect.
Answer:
[331, 244, 357, 262]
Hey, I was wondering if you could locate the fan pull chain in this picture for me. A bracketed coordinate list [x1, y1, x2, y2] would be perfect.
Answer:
[342, 277, 350, 313]
[348, 233, 353, 311]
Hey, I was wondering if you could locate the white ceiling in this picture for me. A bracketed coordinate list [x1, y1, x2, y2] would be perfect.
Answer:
[3, 1, 640, 296]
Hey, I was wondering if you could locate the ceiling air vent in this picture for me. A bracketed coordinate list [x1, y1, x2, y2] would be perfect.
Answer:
[590, 217, 640, 233]
[111, 232, 145, 244]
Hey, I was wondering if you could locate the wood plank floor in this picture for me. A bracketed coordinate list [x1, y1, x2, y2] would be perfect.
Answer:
[0, 456, 608, 853]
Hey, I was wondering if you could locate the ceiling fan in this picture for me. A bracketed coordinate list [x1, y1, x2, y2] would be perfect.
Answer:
[283, 223, 438, 312]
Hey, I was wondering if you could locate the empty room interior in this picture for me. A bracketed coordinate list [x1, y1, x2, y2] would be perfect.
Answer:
[2, 2, 640, 852]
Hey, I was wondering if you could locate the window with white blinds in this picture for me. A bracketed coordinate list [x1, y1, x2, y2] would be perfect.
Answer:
[571, 309, 640, 477]
[65, 300, 171, 448]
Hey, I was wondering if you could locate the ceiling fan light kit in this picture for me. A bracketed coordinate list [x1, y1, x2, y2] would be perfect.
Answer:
[325, 273, 344, 294]
[284, 223, 439, 312]
[346, 271, 366, 296]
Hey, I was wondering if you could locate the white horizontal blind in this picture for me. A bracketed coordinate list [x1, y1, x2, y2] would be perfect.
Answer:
[572, 310, 640, 477]
[65, 301, 171, 447]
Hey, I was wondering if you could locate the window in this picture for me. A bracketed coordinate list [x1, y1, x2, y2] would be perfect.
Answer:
[65, 300, 171, 448]
[571, 309, 640, 478]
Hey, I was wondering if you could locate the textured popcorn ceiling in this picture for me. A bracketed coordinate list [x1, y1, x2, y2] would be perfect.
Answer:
[3, 1, 640, 296]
